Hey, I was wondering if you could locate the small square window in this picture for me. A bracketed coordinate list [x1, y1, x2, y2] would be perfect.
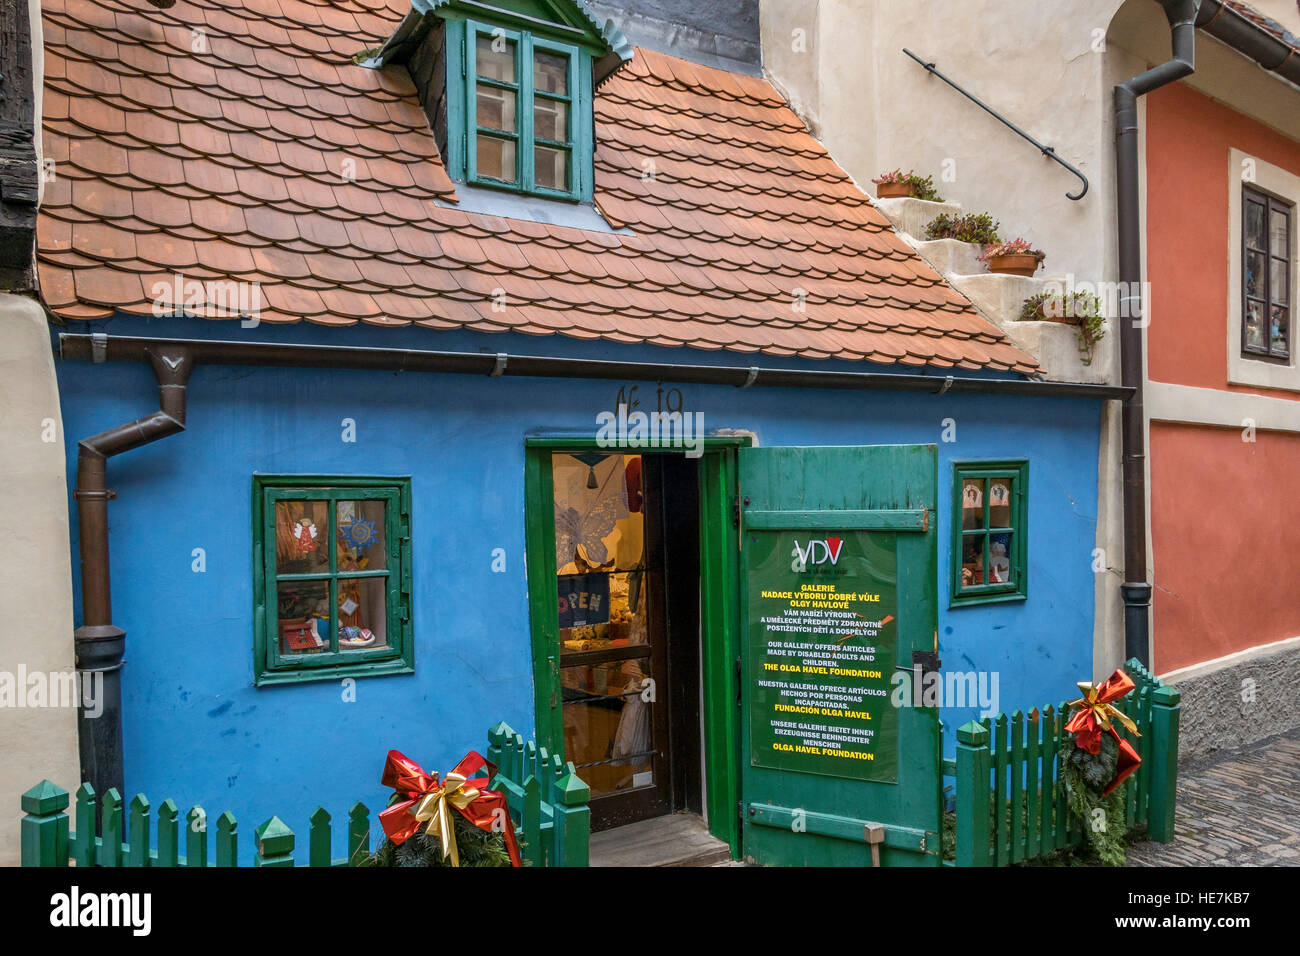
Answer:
[253, 477, 412, 685]
[951, 461, 1027, 607]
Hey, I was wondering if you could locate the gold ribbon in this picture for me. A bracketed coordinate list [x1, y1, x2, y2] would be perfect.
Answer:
[1065, 679, 1140, 740]
[407, 773, 481, 867]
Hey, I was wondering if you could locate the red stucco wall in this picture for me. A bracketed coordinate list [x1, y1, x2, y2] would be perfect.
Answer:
[1145, 83, 1300, 672]
[1149, 422, 1300, 672]
[1145, 82, 1300, 400]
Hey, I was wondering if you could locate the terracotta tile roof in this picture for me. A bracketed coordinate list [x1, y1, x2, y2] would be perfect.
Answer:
[37, 0, 1039, 374]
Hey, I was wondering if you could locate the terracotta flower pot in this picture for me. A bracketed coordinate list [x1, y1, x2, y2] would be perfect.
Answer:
[985, 253, 1042, 277]
[875, 182, 913, 199]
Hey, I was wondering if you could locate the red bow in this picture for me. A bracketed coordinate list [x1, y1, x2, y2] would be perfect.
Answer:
[1064, 669, 1142, 797]
[378, 750, 522, 867]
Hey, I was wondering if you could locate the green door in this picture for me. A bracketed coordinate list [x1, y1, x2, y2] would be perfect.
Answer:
[739, 445, 941, 866]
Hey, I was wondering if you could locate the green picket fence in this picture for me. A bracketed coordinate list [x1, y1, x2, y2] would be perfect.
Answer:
[20, 722, 590, 867]
[946, 657, 1180, 867]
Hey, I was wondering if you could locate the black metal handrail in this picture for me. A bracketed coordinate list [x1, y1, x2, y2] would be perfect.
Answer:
[903, 48, 1089, 201]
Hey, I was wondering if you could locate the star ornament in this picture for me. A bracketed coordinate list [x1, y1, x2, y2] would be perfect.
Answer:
[341, 517, 379, 551]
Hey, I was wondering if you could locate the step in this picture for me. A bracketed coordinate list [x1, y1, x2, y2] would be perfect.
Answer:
[589, 811, 732, 867]
[872, 196, 962, 239]
[909, 238, 985, 277]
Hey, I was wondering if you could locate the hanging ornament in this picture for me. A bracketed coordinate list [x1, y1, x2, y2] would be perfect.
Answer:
[340, 516, 379, 552]
[293, 517, 319, 553]
[572, 452, 607, 489]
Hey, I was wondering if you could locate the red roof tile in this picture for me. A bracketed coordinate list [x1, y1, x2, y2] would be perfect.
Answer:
[37, 0, 1039, 375]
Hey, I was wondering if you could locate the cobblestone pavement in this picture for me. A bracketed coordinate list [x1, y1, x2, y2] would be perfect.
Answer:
[1128, 728, 1300, 866]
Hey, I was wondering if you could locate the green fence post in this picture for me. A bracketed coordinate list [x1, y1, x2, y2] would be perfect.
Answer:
[128, 794, 151, 867]
[487, 721, 510, 771]
[101, 789, 123, 867]
[551, 766, 590, 867]
[215, 811, 237, 867]
[186, 807, 208, 868]
[309, 807, 332, 867]
[1147, 684, 1181, 842]
[157, 800, 180, 867]
[20, 781, 69, 867]
[74, 783, 96, 868]
[954, 721, 991, 867]
[255, 816, 295, 867]
[347, 802, 370, 865]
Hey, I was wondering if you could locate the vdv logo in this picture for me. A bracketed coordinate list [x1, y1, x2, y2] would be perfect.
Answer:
[791, 536, 844, 571]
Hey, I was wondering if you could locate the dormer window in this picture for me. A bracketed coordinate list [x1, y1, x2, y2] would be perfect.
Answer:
[469, 24, 580, 196]
[376, 1, 632, 206]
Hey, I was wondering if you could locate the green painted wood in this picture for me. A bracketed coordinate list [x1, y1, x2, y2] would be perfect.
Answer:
[1039, 706, 1056, 853]
[487, 720, 509, 770]
[1055, 701, 1073, 849]
[101, 789, 123, 867]
[1025, 709, 1041, 859]
[1147, 684, 1181, 843]
[75, 783, 95, 868]
[215, 811, 237, 867]
[310, 807, 332, 868]
[1010, 710, 1024, 863]
[157, 800, 179, 867]
[949, 460, 1029, 608]
[552, 770, 590, 867]
[1135, 685, 1152, 825]
[128, 793, 150, 867]
[749, 804, 932, 851]
[20, 780, 69, 867]
[522, 775, 542, 867]
[348, 802, 370, 865]
[739, 444, 941, 867]
[255, 816, 295, 867]
[953, 721, 990, 867]
[992, 713, 1008, 866]
[186, 808, 207, 868]
[742, 509, 927, 531]
[523, 447, 563, 753]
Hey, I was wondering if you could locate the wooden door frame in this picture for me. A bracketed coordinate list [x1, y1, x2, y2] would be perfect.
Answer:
[522, 437, 748, 856]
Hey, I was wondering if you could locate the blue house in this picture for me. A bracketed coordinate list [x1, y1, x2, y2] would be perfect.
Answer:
[38, 0, 1122, 864]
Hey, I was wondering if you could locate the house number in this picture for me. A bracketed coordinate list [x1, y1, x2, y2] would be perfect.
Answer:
[614, 385, 684, 413]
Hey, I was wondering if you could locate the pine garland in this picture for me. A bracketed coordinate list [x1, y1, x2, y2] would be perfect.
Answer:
[357, 812, 516, 867]
[1059, 732, 1128, 866]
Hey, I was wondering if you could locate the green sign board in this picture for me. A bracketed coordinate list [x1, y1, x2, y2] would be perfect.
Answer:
[747, 529, 899, 782]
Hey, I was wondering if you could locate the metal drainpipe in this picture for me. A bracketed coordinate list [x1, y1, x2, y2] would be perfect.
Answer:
[73, 344, 193, 815]
[1114, 0, 1198, 666]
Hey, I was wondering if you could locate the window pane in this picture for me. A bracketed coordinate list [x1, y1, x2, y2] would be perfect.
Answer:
[989, 533, 1013, 585]
[1270, 210, 1289, 258]
[476, 135, 516, 183]
[560, 571, 648, 652]
[988, 478, 1013, 529]
[1245, 250, 1265, 298]
[1246, 199, 1266, 250]
[476, 34, 515, 82]
[534, 97, 567, 143]
[1245, 300, 1267, 350]
[534, 51, 568, 95]
[1271, 304, 1289, 355]
[961, 535, 985, 588]
[476, 84, 516, 132]
[534, 145, 568, 191]
[337, 500, 386, 572]
[338, 578, 388, 651]
[960, 479, 984, 530]
[275, 500, 329, 574]
[552, 453, 643, 573]
[1272, 258, 1289, 305]
[277, 580, 329, 654]
[561, 659, 653, 797]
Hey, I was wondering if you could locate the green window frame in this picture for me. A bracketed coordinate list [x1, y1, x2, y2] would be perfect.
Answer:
[950, 460, 1028, 608]
[252, 475, 413, 686]
[459, 18, 590, 201]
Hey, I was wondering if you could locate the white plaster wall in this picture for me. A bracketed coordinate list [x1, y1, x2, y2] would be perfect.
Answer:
[0, 2, 78, 866]
[0, 296, 79, 866]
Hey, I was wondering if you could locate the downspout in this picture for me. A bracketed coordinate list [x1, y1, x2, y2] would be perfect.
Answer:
[74, 343, 193, 811]
[1114, 0, 1198, 666]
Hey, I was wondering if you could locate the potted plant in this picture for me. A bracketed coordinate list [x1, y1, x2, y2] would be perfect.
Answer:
[979, 238, 1045, 276]
[1020, 291, 1107, 365]
[872, 168, 943, 201]
[923, 212, 1001, 245]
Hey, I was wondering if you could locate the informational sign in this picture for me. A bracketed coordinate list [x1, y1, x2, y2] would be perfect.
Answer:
[747, 530, 899, 782]
[557, 573, 610, 629]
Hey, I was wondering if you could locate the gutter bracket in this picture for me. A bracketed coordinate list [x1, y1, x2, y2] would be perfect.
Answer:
[741, 367, 759, 388]
[490, 353, 508, 377]
[91, 332, 108, 364]
[936, 375, 954, 396]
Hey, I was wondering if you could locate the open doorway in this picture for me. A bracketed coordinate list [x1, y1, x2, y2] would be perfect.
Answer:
[550, 451, 702, 832]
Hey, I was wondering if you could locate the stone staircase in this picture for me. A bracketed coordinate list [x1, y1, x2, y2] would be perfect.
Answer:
[874, 196, 1115, 385]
